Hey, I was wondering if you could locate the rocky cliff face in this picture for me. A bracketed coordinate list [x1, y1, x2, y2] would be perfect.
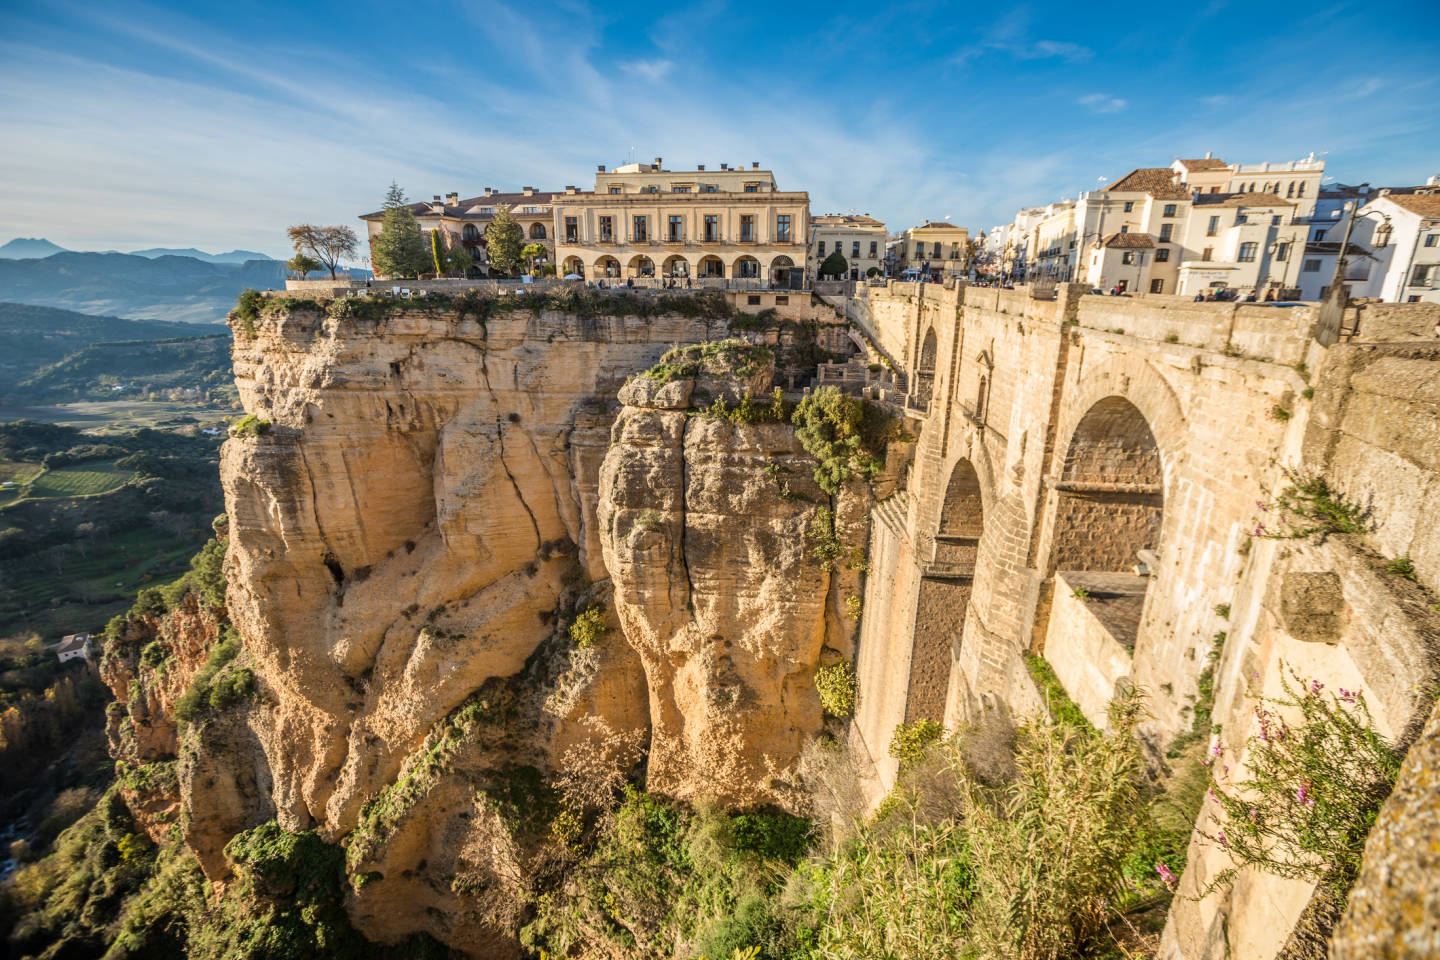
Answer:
[597, 361, 867, 808]
[208, 296, 870, 952]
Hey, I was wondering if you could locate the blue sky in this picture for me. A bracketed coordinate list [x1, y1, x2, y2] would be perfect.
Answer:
[2, 0, 1437, 260]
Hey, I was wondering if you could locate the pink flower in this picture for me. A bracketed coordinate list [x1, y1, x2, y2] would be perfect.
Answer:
[1311, 680, 1325, 695]
[1248, 807, 1259, 823]
[1218, 829, 1229, 849]
[1296, 783, 1316, 808]
[1339, 688, 1357, 703]
[1254, 524, 1266, 536]
[1156, 862, 1177, 888]
[1208, 788, 1219, 803]
[1256, 500, 1270, 512]
[1212, 741, 1224, 758]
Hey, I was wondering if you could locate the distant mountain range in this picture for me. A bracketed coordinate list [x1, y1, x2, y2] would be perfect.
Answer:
[0, 240, 367, 324]
[0, 237, 277, 264]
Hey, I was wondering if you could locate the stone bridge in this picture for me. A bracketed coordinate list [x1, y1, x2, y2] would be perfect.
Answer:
[841, 280, 1440, 960]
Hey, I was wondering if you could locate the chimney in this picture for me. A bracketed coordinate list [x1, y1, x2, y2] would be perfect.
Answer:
[523, 187, 534, 196]
[698, 164, 705, 171]
[752, 161, 759, 169]
[484, 187, 493, 197]
[1205, 151, 1212, 159]
[445, 192, 458, 205]
[597, 164, 606, 172]
[653, 156, 663, 170]
[565, 185, 577, 195]
[720, 163, 728, 170]
[433, 194, 442, 202]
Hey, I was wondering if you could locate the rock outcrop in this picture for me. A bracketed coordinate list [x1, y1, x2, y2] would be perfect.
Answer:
[597, 350, 868, 807]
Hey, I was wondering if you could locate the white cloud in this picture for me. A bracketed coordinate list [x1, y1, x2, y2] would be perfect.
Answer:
[619, 59, 675, 82]
[1079, 93, 1128, 114]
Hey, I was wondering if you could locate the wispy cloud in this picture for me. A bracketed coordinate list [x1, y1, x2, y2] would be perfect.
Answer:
[1079, 93, 1128, 114]
[619, 59, 675, 81]
[954, 38, 1093, 66]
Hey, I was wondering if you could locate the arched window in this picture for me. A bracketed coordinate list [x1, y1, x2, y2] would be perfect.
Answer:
[462, 224, 480, 242]
[529, 223, 547, 239]
[1296, 182, 1306, 197]
[1287, 182, 1295, 198]
[1374, 221, 1393, 247]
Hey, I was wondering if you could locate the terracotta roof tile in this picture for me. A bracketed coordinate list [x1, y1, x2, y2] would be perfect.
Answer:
[1193, 192, 1297, 208]
[1105, 168, 1191, 200]
[1103, 232, 1156, 248]
[1383, 194, 1440, 218]
[1178, 157, 1229, 172]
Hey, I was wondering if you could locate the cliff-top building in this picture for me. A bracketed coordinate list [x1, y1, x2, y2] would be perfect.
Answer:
[549, 158, 810, 287]
[360, 187, 560, 274]
[894, 221, 970, 279]
[810, 214, 887, 280]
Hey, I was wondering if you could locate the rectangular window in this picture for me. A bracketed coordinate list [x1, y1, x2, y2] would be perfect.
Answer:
[1155, 248, 1170, 262]
[869, 241, 878, 257]
[1163, 204, 1177, 218]
[1275, 242, 1290, 262]
[744, 183, 760, 193]
[776, 215, 791, 242]
[1413, 264, 1438, 287]
[599, 216, 613, 242]
[852, 241, 860, 258]
[703, 215, 719, 241]
[564, 216, 578, 242]
[775, 295, 789, 305]
[1159, 223, 1173, 242]
[1120, 225, 1129, 234]
[672, 186, 691, 193]
[740, 215, 755, 241]
[1235, 214, 1248, 225]
[818, 241, 826, 256]
[747, 295, 761, 305]
[1238, 242, 1258, 262]
[933, 242, 942, 258]
[1202, 247, 1214, 262]
[633, 216, 647, 242]
[608, 186, 622, 195]
[701, 184, 718, 193]
[668, 215, 683, 241]
[1272, 215, 1282, 225]
[1207, 216, 1220, 236]
[1426, 234, 1438, 247]
[1150, 278, 1165, 293]
[1123, 201, 1134, 212]
[1122, 251, 1135, 265]
[1302, 259, 1322, 273]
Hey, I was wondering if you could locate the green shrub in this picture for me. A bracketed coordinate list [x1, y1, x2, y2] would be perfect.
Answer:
[233, 289, 263, 336]
[569, 605, 607, 649]
[1384, 555, 1417, 581]
[890, 719, 944, 765]
[1258, 470, 1367, 540]
[815, 662, 857, 718]
[702, 388, 789, 424]
[639, 339, 773, 384]
[173, 627, 245, 727]
[230, 414, 271, 438]
[1023, 654, 1090, 729]
[807, 506, 842, 570]
[845, 594, 862, 621]
[792, 386, 899, 494]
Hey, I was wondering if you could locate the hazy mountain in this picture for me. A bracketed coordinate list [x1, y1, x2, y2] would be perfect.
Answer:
[126, 247, 276, 264]
[0, 251, 286, 323]
[0, 301, 221, 398]
[0, 238, 69, 259]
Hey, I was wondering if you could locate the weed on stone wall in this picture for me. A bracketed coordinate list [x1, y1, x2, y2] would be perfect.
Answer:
[814, 662, 857, 718]
[792, 387, 900, 495]
[1195, 668, 1402, 902]
[1257, 469, 1367, 541]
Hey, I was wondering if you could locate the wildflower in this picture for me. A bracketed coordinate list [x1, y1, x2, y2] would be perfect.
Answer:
[1338, 687, 1357, 703]
[1311, 680, 1324, 695]
[1156, 861, 1177, 889]
[1208, 787, 1219, 803]
[1218, 829, 1229, 849]
[1248, 807, 1259, 823]
[1296, 783, 1315, 808]
[1212, 741, 1224, 759]
[1254, 524, 1266, 536]
[1256, 500, 1270, 512]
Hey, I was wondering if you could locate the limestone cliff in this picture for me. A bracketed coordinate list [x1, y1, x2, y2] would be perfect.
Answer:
[216, 294, 843, 950]
[597, 354, 868, 807]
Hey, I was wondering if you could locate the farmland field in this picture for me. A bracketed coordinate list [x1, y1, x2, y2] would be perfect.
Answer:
[26, 461, 135, 499]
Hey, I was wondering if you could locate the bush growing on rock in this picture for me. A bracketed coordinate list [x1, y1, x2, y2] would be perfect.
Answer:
[792, 386, 899, 494]
[814, 662, 857, 718]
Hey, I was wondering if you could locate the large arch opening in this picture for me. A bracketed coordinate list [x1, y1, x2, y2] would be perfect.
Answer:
[628, 255, 655, 278]
[529, 222, 547, 239]
[663, 255, 690, 278]
[561, 256, 586, 279]
[595, 256, 621, 278]
[770, 255, 795, 288]
[914, 327, 938, 410]
[1041, 396, 1163, 724]
[907, 459, 985, 724]
[734, 255, 760, 279]
[697, 255, 724, 279]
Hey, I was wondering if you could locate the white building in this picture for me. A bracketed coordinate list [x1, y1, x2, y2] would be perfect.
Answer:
[810, 214, 886, 280]
[56, 632, 91, 664]
[1345, 193, 1440, 304]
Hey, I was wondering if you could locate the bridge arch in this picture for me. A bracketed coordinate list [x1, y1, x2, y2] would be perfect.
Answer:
[915, 326, 938, 410]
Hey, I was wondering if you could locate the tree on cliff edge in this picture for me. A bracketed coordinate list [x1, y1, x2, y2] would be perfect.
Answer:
[369, 182, 428, 279]
[485, 207, 524, 277]
[286, 224, 358, 280]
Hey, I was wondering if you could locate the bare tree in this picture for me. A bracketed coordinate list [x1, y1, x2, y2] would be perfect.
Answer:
[286, 224, 359, 280]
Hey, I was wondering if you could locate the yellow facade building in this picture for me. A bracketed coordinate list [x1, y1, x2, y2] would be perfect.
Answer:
[810, 214, 886, 280]
[549, 158, 810, 287]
